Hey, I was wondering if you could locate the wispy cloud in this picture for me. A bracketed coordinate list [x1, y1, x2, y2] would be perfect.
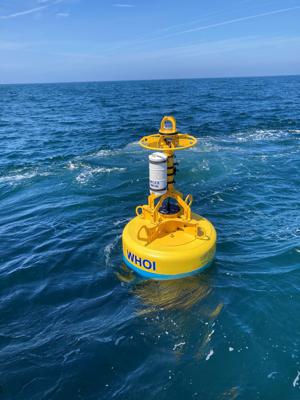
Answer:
[153, 36, 300, 59]
[95, 5, 300, 56]
[48, 34, 300, 66]
[110, 35, 300, 63]
[0, 40, 34, 50]
[162, 6, 300, 37]
[57, 12, 70, 18]
[113, 3, 134, 8]
[0, 0, 66, 19]
[0, 6, 47, 20]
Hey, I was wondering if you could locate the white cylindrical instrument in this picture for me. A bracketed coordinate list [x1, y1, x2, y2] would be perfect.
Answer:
[149, 152, 167, 195]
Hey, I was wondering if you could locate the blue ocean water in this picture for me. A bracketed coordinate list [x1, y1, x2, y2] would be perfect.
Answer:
[0, 76, 299, 400]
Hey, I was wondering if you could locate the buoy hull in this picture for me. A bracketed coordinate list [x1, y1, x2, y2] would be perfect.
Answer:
[122, 213, 216, 280]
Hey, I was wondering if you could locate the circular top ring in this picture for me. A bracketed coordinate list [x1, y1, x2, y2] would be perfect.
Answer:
[139, 133, 197, 151]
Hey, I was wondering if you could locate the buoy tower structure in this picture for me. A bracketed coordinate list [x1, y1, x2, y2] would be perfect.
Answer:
[122, 116, 216, 280]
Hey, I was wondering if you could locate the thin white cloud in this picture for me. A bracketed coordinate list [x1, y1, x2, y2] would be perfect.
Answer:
[0, 40, 34, 50]
[166, 6, 300, 37]
[0, 0, 66, 20]
[0, 6, 47, 19]
[48, 35, 300, 66]
[57, 12, 70, 18]
[156, 36, 300, 59]
[111, 35, 300, 63]
[95, 5, 300, 55]
[113, 4, 134, 8]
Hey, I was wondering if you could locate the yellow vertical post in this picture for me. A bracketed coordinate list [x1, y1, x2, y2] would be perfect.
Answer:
[159, 116, 177, 194]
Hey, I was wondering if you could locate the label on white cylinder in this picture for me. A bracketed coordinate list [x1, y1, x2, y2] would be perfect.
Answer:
[149, 152, 167, 195]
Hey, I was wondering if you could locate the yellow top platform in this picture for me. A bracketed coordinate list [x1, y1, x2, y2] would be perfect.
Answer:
[139, 116, 197, 151]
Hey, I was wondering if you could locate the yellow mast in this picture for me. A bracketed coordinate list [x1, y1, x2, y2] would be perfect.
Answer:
[138, 116, 197, 231]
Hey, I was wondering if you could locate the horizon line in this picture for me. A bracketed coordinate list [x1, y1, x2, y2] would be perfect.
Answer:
[0, 72, 299, 86]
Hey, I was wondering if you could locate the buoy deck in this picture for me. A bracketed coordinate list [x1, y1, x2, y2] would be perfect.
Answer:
[122, 212, 216, 280]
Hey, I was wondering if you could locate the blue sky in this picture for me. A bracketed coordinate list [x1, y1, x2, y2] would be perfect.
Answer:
[0, 0, 300, 83]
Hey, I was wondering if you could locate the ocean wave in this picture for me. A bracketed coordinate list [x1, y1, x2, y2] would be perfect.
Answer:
[113, 217, 131, 227]
[191, 159, 210, 172]
[91, 149, 120, 158]
[123, 141, 140, 150]
[75, 142, 140, 161]
[190, 140, 221, 153]
[189, 129, 292, 153]
[104, 235, 121, 267]
[233, 129, 291, 142]
[0, 169, 50, 185]
[75, 166, 126, 184]
[66, 161, 78, 170]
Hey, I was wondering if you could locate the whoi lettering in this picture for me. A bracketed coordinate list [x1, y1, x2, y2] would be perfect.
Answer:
[127, 250, 156, 271]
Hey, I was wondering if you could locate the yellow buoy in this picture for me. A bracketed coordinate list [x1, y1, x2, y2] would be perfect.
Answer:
[122, 116, 217, 280]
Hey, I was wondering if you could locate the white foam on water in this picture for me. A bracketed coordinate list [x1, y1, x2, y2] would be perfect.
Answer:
[114, 336, 125, 346]
[190, 138, 221, 153]
[124, 141, 139, 150]
[205, 349, 214, 361]
[207, 329, 215, 342]
[113, 217, 131, 227]
[104, 235, 121, 267]
[75, 166, 126, 184]
[67, 161, 77, 170]
[76, 172, 88, 184]
[293, 371, 300, 387]
[289, 129, 300, 134]
[0, 169, 50, 185]
[90, 143, 140, 158]
[234, 129, 292, 143]
[192, 130, 287, 149]
[267, 371, 278, 379]
[92, 149, 119, 158]
[173, 342, 186, 351]
[0, 171, 37, 183]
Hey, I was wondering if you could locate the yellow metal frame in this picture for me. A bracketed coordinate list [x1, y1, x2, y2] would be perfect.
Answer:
[135, 117, 200, 244]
